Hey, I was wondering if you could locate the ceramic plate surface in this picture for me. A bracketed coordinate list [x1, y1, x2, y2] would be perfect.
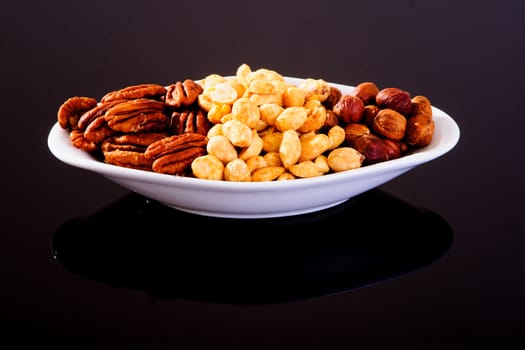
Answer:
[48, 77, 460, 218]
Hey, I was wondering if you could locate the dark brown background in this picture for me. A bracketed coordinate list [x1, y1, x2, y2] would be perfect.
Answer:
[1, 0, 524, 348]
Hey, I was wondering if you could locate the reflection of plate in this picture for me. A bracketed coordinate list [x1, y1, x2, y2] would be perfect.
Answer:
[52, 189, 453, 304]
[47, 77, 460, 219]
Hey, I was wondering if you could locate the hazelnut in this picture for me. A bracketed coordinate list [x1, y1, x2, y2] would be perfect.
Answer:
[322, 110, 340, 131]
[333, 94, 365, 124]
[382, 139, 402, 160]
[373, 108, 407, 141]
[323, 86, 343, 109]
[376, 87, 412, 116]
[411, 95, 433, 118]
[405, 114, 435, 147]
[344, 123, 370, 145]
[352, 133, 389, 164]
[352, 81, 379, 105]
[362, 104, 380, 128]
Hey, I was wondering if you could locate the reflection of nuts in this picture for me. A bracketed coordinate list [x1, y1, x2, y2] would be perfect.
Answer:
[352, 133, 389, 164]
[333, 94, 365, 123]
[352, 81, 379, 105]
[405, 114, 435, 147]
[373, 108, 407, 141]
[376, 87, 412, 116]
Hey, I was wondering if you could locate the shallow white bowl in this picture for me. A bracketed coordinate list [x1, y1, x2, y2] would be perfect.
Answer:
[48, 77, 460, 218]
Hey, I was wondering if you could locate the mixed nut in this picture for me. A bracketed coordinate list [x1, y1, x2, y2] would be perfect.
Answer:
[56, 63, 435, 181]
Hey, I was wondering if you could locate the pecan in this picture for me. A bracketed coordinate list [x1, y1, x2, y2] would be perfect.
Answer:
[84, 116, 117, 143]
[145, 133, 208, 175]
[78, 99, 126, 129]
[100, 83, 167, 103]
[101, 132, 168, 171]
[169, 107, 212, 136]
[104, 98, 169, 133]
[57, 96, 98, 130]
[69, 129, 99, 152]
[165, 79, 203, 108]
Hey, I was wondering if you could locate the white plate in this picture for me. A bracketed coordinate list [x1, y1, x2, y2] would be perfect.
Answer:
[48, 78, 460, 218]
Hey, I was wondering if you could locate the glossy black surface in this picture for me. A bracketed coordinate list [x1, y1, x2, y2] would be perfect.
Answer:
[2, 0, 524, 348]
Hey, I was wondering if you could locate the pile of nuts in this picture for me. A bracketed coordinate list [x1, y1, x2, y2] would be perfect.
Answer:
[56, 63, 435, 181]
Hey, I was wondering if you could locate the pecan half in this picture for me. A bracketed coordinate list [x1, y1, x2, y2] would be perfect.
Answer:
[78, 99, 126, 129]
[69, 129, 99, 152]
[103, 150, 154, 171]
[104, 98, 169, 133]
[100, 84, 167, 103]
[84, 115, 117, 143]
[169, 107, 212, 136]
[145, 133, 208, 175]
[165, 79, 203, 108]
[57, 96, 98, 130]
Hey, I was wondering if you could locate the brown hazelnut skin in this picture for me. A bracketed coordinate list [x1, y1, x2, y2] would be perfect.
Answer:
[344, 123, 370, 145]
[362, 104, 380, 128]
[322, 110, 340, 131]
[376, 87, 412, 116]
[405, 114, 435, 147]
[352, 81, 379, 105]
[333, 94, 365, 124]
[382, 139, 402, 160]
[352, 133, 389, 164]
[410, 95, 433, 118]
[323, 86, 343, 109]
[373, 108, 407, 141]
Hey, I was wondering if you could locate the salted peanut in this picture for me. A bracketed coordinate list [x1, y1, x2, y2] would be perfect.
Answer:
[327, 125, 346, 150]
[231, 97, 260, 128]
[247, 68, 284, 84]
[206, 134, 238, 164]
[198, 94, 214, 112]
[289, 160, 323, 178]
[264, 151, 283, 166]
[298, 133, 330, 162]
[282, 86, 306, 107]
[222, 119, 253, 147]
[279, 130, 302, 169]
[277, 172, 296, 180]
[191, 154, 224, 180]
[201, 73, 227, 90]
[251, 166, 286, 182]
[259, 103, 284, 126]
[236, 63, 252, 86]
[239, 130, 263, 160]
[258, 125, 276, 137]
[247, 90, 283, 106]
[297, 102, 327, 133]
[220, 113, 233, 123]
[299, 78, 331, 102]
[246, 155, 268, 173]
[207, 103, 231, 124]
[275, 106, 307, 131]
[254, 119, 269, 131]
[227, 78, 246, 99]
[224, 158, 252, 182]
[327, 147, 365, 172]
[262, 131, 283, 153]
[315, 155, 330, 173]
[208, 81, 239, 104]
[207, 123, 223, 138]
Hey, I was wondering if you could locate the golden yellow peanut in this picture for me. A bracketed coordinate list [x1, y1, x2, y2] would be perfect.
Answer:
[191, 154, 224, 180]
[198, 94, 214, 112]
[277, 172, 296, 180]
[279, 130, 302, 169]
[327, 125, 346, 150]
[289, 160, 323, 178]
[264, 151, 283, 166]
[297, 102, 327, 133]
[275, 106, 307, 131]
[236, 63, 252, 86]
[231, 97, 260, 128]
[207, 104, 231, 124]
[299, 78, 331, 102]
[259, 103, 284, 126]
[221, 119, 253, 147]
[252, 166, 286, 181]
[239, 130, 263, 160]
[315, 155, 330, 173]
[207, 123, 223, 138]
[206, 135, 238, 164]
[247, 68, 284, 84]
[298, 133, 330, 162]
[208, 82, 239, 104]
[246, 155, 268, 173]
[282, 86, 306, 107]
[224, 159, 251, 182]
[262, 131, 283, 153]
[327, 147, 365, 172]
